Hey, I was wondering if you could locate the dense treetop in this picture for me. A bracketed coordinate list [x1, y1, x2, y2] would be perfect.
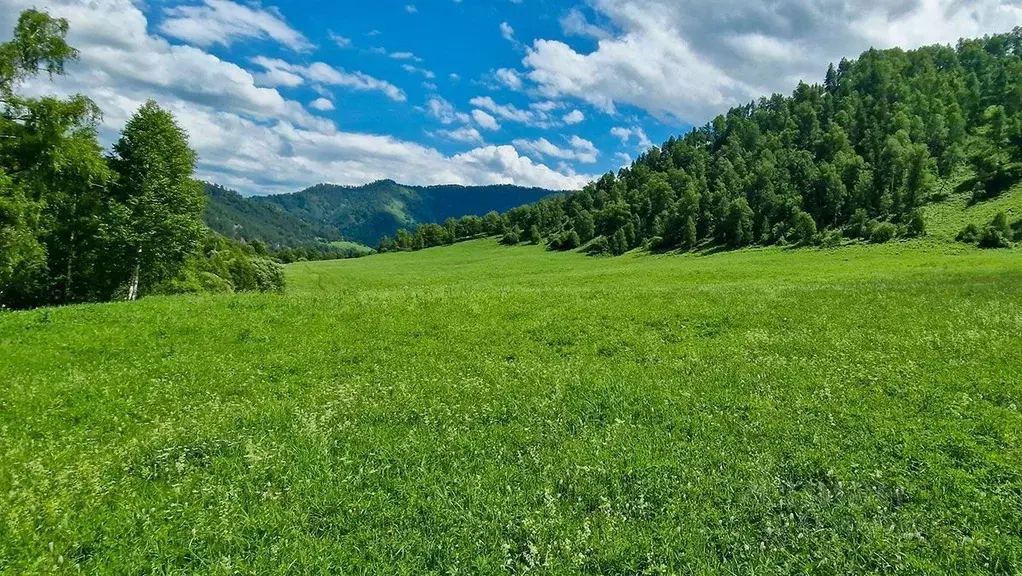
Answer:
[388, 29, 1022, 254]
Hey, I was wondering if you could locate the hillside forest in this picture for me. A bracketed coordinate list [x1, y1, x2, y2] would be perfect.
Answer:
[384, 29, 1022, 254]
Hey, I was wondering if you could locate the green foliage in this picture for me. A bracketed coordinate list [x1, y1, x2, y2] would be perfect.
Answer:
[244, 180, 558, 247]
[526, 224, 542, 245]
[845, 208, 869, 239]
[203, 183, 342, 249]
[0, 9, 77, 99]
[978, 226, 1012, 248]
[159, 234, 286, 294]
[723, 198, 754, 248]
[869, 222, 898, 244]
[406, 30, 1022, 257]
[791, 212, 818, 245]
[108, 100, 206, 298]
[976, 212, 1014, 248]
[905, 209, 927, 237]
[586, 235, 610, 255]
[0, 12, 235, 308]
[957, 223, 982, 244]
[2, 240, 1021, 572]
[500, 228, 520, 246]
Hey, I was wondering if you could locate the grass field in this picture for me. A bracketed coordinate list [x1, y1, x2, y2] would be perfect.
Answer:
[2, 200, 1022, 573]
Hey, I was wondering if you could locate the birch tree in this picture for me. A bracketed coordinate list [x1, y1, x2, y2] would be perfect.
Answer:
[108, 101, 205, 299]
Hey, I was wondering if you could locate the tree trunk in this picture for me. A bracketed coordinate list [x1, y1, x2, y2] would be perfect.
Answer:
[127, 247, 142, 301]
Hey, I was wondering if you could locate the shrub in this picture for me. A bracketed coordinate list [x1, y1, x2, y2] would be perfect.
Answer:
[821, 229, 843, 248]
[1012, 219, 1022, 242]
[500, 228, 521, 246]
[905, 209, 927, 237]
[870, 222, 898, 244]
[561, 230, 581, 250]
[586, 235, 610, 255]
[978, 226, 1012, 249]
[251, 258, 285, 292]
[791, 212, 818, 245]
[957, 223, 981, 244]
[526, 225, 542, 245]
[845, 209, 869, 239]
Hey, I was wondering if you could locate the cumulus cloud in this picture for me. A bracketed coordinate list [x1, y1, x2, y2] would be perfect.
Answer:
[524, 0, 1022, 122]
[252, 57, 406, 101]
[435, 126, 484, 144]
[471, 109, 501, 131]
[426, 97, 471, 125]
[470, 96, 557, 128]
[562, 109, 584, 124]
[611, 126, 653, 149]
[309, 97, 334, 111]
[160, 0, 313, 51]
[4, 0, 591, 194]
[500, 22, 515, 42]
[512, 136, 599, 164]
[494, 68, 523, 91]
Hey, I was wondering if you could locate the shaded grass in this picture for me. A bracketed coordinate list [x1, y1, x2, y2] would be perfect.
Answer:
[1, 234, 1021, 574]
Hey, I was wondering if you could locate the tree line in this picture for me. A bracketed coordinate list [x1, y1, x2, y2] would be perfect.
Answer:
[0, 10, 283, 309]
[383, 29, 1022, 255]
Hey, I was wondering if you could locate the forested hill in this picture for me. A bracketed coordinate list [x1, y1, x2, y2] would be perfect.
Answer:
[203, 183, 343, 248]
[389, 29, 1022, 254]
[203, 180, 561, 247]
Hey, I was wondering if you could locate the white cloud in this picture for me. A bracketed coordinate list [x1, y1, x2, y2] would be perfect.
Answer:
[390, 51, 423, 62]
[494, 68, 522, 91]
[435, 126, 483, 144]
[401, 64, 435, 79]
[471, 109, 501, 131]
[500, 22, 515, 41]
[4, 0, 590, 194]
[160, 0, 312, 51]
[562, 109, 584, 124]
[469, 96, 556, 128]
[523, 0, 1022, 122]
[328, 31, 352, 48]
[426, 97, 471, 125]
[560, 8, 611, 41]
[611, 126, 652, 149]
[512, 136, 599, 164]
[309, 97, 334, 111]
[252, 57, 406, 101]
[405, 4, 417, 13]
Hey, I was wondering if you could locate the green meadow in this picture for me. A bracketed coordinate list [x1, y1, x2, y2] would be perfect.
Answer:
[2, 202, 1021, 574]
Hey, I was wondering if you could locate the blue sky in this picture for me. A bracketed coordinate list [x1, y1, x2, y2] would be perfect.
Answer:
[4, 0, 1022, 195]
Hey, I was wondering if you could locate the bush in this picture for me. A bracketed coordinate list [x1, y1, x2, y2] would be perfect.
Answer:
[586, 235, 610, 255]
[560, 230, 581, 250]
[845, 209, 869, 239]
[526, 225, 542, 245]
[500, 228, 521, 246]
[957, 223, 981, 244]
[870, 222, 898, 244]
[905, 210, 927, 237]
[978, 226, 1012, 249]
[251, 258, 285, 292]
[791, 212, 818, 245]
[821, 229, 843, 248]
[1012, 219, 1022, 242]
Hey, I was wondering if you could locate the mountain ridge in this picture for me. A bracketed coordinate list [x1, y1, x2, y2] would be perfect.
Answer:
[203, 179, 565, 248]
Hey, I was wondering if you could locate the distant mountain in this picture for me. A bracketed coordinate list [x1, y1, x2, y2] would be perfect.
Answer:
[203, 183, 343, 248]
[203, 179, 564, 247]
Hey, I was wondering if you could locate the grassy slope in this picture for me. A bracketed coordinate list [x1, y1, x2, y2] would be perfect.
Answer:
[1, 206, 1021, 573]
[924, 183, 1022, 241]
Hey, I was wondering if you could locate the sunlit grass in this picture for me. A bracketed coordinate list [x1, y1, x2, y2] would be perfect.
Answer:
[1, 227, 1020, 573]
